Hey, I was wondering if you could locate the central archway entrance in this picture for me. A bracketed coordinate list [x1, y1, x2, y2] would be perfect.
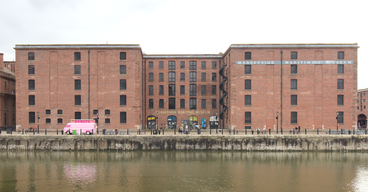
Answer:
[189, 115, 198, 129]
[167, 116, 177, 129]
[358, 114, 367, 128]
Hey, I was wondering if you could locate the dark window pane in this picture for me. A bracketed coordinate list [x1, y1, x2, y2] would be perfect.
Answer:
[190, 98, 196, 110]
[105, 118, 110, 123]
[46, 109, 51, 114]
[46, 118, 51, 123]
[149, 61, 153, 68]
[180, 85, 185, 95]
[291, 65, 297, 74]
[75, 95, 81, 105]
[57, 110, 63, 115]
[291, 79, 297, 89]
[159, 73, 164, 81]
[169, 98, 175, 109]
[120, 112, 126, 123]
[29, 112, 35, 123]
[212, 85, 216, 95]
[180, 73, 185, 81]
[149, 99, 153, 108]
[120, 52, 126, 60]
[93, 110, 98, 115]
[74, 52, 81, 61]
[149, 85, 153, 95]
[105, 110, 110, 115]
[338, 51, 344, 59]
[212, 61, 217, 69]
[28, 65, 35, 74]
[120, 65, 126, 74]
[190, 72, 196, 82]
[201, 73, 206, 81]
[28, 52, 35, 60]
[245, 65, 251, 74]
[29, 80, 35, 90]
[169, 84, 175, 96]
[159, 61, 164, 68]
[180, 99, 185, 109]
[75, 112, 81, 119]
[291, 95, 297, 105]
[159, 85, 164, 95]
[57, 118, 63, 123]
[201, 61, 206, 69]
[169, 61, 175, 70]
[190, 84, 196, 96]
[201, 99, 206, 109]
[201, 85, 206, 95]
[74, 65, 81, 75]
[212, 73, 217, 81]
[245, 52, 251, 60]
[337, 95, 344, 105]
[291, 112, 297, 123]
[29, 95, 35, 105]
[291, 52, 297, 60]
[169, 72, 175, 82]
[120, 95, 126, 105]
[190, 61, 197, 70]
[212, 99, 216, 109]
[159, 99, 164, 108]
[337, 79, 344, 89]
[338, 65, 344, 74]
[245, 80, 251, 90]
[120, 79, 126, 90]
[149, 73, 153, 82]
[75, 80, 81, 90]
[245, 95, 251, 105]
[180, 61, 185, 68]
[245, 112, 251, 123]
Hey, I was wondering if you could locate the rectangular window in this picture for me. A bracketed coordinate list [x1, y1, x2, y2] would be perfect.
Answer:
[74, 65, 81, 75]
[105, 119, 110, 123]
[212, 61, 217, 69]
[28, 65, 35, 74]
[291, 79, 297, 89]
[338, 51, 344, 59]
[58, 118, 63, 124]
[190, 61, 197, 70]
[245, 65, 251, 74]
[120, 52, 126, 60]
[46, 109, 51, 115]
[291, 52, 297, 60]
[75, 80, 81, 90]
[29, 80, 35, 90]
[149, 99, 153, 108]
[180, 85, 185, 95]
[75, 95, 81, 105]
[291, 65, 297, 74]
[120, 95, 126, 105]
[212, 85, 216, 95]
[75, 112, 81, 119]
[120, 65, 126, 74]
[74, 52, 81, 61]
[159, 85, 164, 95]
[159, 99, 164, 108]
[149, 85, 153, 95]
[201, 99, 206, 109]
[337, 79, 344, 89]
[337, 95, 344, 105]
[190, 72, 196, 82]
[46, 118, 51, 124]
[190, 84, 196, 96]
[201, 85, 206, 95]
[245, 52, 251, 60]
[180, 61, 185, 68]
[245, 112, 251, 123]
[212, 99, 217, 109]
[169, 98, 175, 109]
[169, 84, 175, 96]
[58, 110, 63, 115]
[291, 95, 297, 105]
[159, 73, 164, 82]
[120, 79, 126, 90]
[212, 73, 217, 81]
[149, 73, 154, 82]
[120, 112, 126, 123]
[159, 61, 164, 69]
[149, 61, 153, 68]
[168, 61, 175, 70]
[201, 73, 206, 81]
[245, 95, 251, 105]
[180, 73, 185, 81]
[105, 110, 110, 115]
[337, 112, 344, 123]
[338, 65, 344, 74]
[29, 95, 35, 105]
[245, 80, 251, 90]
[190, 98, 196, 110]
[29, 112, 35, 123]
[180, 99, 185, 109]
[291, 112, 297, 123]
[28, 52, 35, 60]
[201, 61, 206, 69]
[169, 72, 175, 82]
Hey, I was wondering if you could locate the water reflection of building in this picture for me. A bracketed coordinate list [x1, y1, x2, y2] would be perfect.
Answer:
[357, 89, 368, 128]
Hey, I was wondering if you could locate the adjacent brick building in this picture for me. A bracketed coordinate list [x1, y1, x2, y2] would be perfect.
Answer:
[357, 88, 368, 128]
[0, 53, 16, 130]
[14, 43, 359, 131]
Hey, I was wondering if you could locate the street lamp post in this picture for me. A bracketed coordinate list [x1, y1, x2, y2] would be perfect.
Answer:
[156, 111, 158, 131]
[96, 112, 99, 134]
[336, 112, 339, 132]
[37, 112, 40, 134]
[276, 112, 279, 134]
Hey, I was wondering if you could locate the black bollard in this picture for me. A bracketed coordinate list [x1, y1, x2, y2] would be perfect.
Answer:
[366, 129, 368, 135]
[11, 129, 12, 135]
[62, 130, 64, 135]
[229, 129, 231, 135]
[257, 130, 259, 134]
[33, 129, 35, 135]
[210, 129, 211, 135]
[22, 129, 24, 135]
[57, 129, 58, 135]
[305, 129, 307, 134]
[97, 128, 99, 134]
[92, 129, 93, 135]
[281, 129, 283, 134]
[127, 129, 130, 135]
[252, 130, 254, 135]
[317, 129, 319, 135]
[163, 129, 164, 135]
[245, 129, 247, 135]
[269, 129, 271, 135]
[353, 129, 355, 135]
[329, 129, 331, 135]
[222, 128, 223, 135]
[0, 129, 1, 134]
[45, 129, 47, 135]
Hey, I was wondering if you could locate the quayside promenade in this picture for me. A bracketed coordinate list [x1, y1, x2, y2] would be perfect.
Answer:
[1, 129, 368, 151]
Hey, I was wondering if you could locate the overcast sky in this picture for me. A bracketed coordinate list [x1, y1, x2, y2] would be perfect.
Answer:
[1, 0, 366, 88]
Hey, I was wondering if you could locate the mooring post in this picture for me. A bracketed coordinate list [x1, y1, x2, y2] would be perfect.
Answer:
[305, 129, 307, 135]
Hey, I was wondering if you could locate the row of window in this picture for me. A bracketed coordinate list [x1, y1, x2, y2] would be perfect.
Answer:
[29, 95, 127, 106]
[244, 95, 345, 106]
[29, 64, 125, 76]
[27, 79, 128, 91]
[148, 98, 215, 110]
[44, 109, 113, 115]
[244, 79, 345, 90]
[2, 113, 15, 125]
[28, 52, 127, 61]
[148, 61, 218, 70]
[244, 51, 345, 60]
[148, 85, 217, 96]
[244, 64, 344, 75]
[148, 72, 217, 82]
[29, 112, 127, 124]
[244, 112, 344, 124]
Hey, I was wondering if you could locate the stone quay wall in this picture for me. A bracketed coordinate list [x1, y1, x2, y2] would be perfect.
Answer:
[1, 135, 368, 151]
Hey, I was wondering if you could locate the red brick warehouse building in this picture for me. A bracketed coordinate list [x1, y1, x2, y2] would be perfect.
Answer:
[0, 53, 16, 130]
[14, 43, 359, 131]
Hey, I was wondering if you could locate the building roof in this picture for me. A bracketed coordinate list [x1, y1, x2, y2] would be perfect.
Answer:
[358, 88, 368, 93]
[14, 44, 141, 49]
[143, 54, 222, 59]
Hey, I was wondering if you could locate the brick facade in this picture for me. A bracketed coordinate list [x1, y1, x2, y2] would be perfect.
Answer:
[0, 53, 16, 130]
[357, 89, 368, 128]
[14, 43, 358, 131]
